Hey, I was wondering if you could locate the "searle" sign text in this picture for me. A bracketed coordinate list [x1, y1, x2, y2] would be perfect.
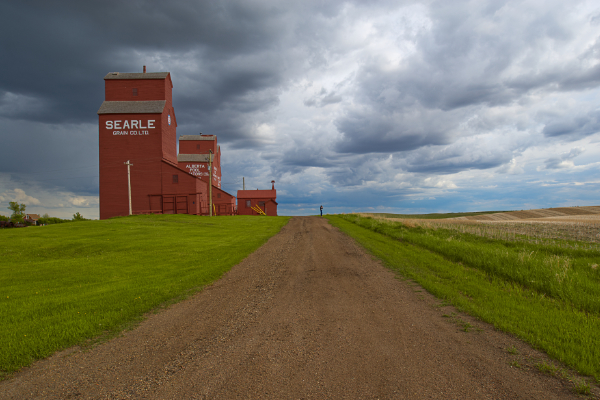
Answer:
[105, 120, 156, 130]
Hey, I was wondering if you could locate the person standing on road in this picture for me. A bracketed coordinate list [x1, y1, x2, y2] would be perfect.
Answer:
[320, 205, 323, 216]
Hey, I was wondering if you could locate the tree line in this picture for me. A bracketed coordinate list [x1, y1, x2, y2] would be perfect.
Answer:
[0, 202, 90, 225]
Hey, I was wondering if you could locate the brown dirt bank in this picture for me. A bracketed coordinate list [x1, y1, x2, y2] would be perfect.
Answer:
[0, 217, 586, 399]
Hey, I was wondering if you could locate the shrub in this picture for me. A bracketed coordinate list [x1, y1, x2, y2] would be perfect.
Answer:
[38, 217, 70, 225]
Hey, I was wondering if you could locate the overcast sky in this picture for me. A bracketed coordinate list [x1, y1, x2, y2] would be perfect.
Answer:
[1, 0, 600, 218]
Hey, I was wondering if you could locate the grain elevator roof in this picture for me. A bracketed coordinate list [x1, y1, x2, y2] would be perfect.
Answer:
[104, 72, 169, 80]
[97, 100, 166, 114]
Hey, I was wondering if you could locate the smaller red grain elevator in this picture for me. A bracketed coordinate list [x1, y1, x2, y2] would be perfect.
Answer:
[178, 135, 236, 215]
[98, 69, 208, 219]
[237, 181, 278, 216]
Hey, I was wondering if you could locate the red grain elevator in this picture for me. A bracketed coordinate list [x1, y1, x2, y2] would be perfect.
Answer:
[98, 68, 208, 219]
[178, 134, 236, 215]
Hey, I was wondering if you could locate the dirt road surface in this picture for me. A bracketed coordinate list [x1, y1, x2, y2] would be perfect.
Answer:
[1, 217, 583, 399]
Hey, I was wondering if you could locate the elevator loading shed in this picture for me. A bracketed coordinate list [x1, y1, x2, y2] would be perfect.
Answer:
[97, 69, 236, 219]
[237, 181, 278, 216]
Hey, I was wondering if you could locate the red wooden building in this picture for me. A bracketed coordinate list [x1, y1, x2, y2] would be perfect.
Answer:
[98, 67, 277, 219]
[98, 68, 210, 219]
[177, 134, 236, 215]
[237, 181, 278, 216]
[178, 135, 221, 187]
[24, 214, 40, 226]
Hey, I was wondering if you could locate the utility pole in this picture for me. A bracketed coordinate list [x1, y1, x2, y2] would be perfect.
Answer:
[243, 177, 245, 190]
[208, 150, 213, 216]
[124, 160, 133, 216]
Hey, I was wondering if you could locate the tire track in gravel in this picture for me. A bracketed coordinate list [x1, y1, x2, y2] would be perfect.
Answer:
[0, 217, 583, 399]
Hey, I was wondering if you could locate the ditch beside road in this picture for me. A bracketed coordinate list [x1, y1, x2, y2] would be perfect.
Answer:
[0, 217, 584, 399]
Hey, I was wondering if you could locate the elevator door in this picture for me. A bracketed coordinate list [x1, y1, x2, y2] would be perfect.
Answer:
[163, 196, 175, 214]
[176, 196, 188, 214]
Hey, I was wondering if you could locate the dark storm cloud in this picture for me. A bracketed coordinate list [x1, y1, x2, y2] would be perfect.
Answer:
[2, 0, 600, 216]
[543, 110, 600, 138]
[0, 118, 98, 194]
[401, 145, 510, 174]
[326, 166, 369, 187]
[320, 153, 393, 187]
[332, 0, 600, 157]
[0, 1, 287, 125]
[303, 88, 343, 108]
[0, 0, 311, 196]
[543, 147, 584, 170]
[334, 106, 453, 154]
[280, 146, 335, 169]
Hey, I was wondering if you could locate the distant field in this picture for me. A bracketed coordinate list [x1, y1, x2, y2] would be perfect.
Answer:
[360, 208, 600, 244]
[0, 214, 290, 377]
[363, 205, 600, 221]
[451, 205, 600, 221]
[362, 211, 506, 219]
[328, 213, 600, 383]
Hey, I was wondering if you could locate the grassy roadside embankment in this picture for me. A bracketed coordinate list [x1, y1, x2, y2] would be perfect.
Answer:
[326, 214, 600, 384]
[0, 214, 290, 377]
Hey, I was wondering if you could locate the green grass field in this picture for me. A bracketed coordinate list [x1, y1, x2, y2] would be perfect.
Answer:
[326, 214, 600, 383]
[0, 214, 290, 377]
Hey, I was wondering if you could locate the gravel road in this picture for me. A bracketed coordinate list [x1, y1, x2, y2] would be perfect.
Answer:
[0, 217, 584, 399]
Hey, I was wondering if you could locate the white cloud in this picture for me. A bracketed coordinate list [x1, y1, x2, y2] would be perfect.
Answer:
[0, 175, 99, 219]
[497, 158, 525, 175]
[0, 188, 41, 206]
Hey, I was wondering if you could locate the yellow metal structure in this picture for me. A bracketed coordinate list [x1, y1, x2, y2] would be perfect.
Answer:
[251, 205, 266, 216]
